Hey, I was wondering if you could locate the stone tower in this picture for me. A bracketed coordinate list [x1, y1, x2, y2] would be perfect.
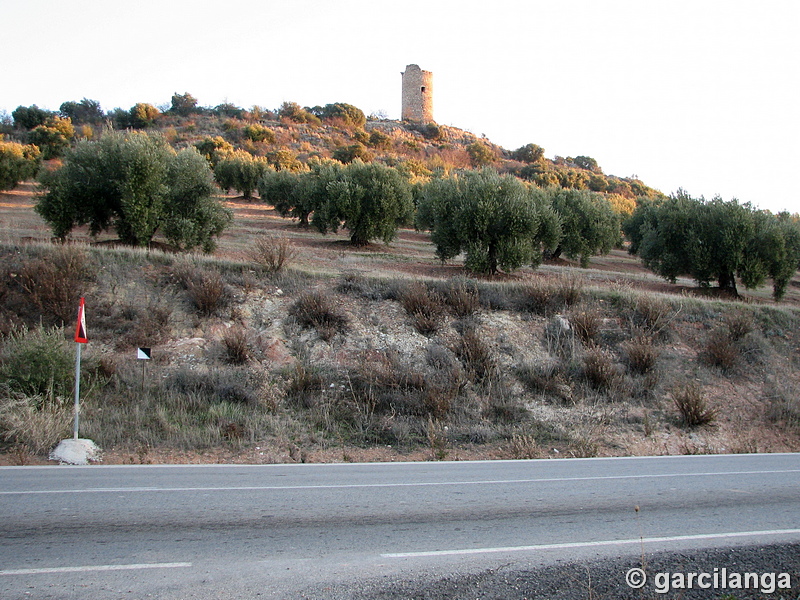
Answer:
[401, 64, 433, 123]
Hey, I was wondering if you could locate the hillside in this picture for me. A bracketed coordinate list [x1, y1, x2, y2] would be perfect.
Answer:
[1, 180, 799, 465]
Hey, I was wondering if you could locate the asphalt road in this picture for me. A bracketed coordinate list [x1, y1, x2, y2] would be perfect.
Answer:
[1, 454, 799, 599]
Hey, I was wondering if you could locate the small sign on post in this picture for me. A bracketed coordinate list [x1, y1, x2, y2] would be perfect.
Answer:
[137, 348, 151, 391]
[73, 298, 88, 440]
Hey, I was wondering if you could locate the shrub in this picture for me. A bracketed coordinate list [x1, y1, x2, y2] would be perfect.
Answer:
[454, 324, 496, 383]
[0, 140, 41, 190]
[509, 432, 541, 459]
[221, 326, 251, 365]
[703, 328, 739, 372]
[723, 311, 754, 342]
[113, 300, 172, 350]
[672, 382, 717, 427]
[243, 124, 275, 143]
[441, 278, 480, 318]
[622, 336, 660, 375]
[519, 276, 584, 316]
[582, 345, 620, 392]
[289, 291, 347, 340]
[466, 141, 496, 166]
[29, 116, 74, 159]
[516, 359, 573, 404]
[570, 309, 602, 345]
[332, 143, 374, 164]
[400, 282, 444, 335]
[510, 143, 545, 164]
[627, 294, 673, 339]
[0, 326, 74, 399]
[248, 234, 295, 273]
[17, 245, 95, 323]
[184, 269, 228, 316]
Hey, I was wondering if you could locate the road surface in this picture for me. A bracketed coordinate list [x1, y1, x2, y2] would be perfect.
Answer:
[1, 453, 799, 598]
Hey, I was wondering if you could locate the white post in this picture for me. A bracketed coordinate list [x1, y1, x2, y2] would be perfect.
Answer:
[73, 341, 82, 440]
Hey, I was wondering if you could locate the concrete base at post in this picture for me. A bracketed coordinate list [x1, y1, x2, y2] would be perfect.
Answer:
[49, 438, 102, 465]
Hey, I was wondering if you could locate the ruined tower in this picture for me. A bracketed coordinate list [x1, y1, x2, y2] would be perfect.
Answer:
[401, 64, 433, 123]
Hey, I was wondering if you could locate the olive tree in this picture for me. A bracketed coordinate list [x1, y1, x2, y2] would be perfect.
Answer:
[417, 169, 558, 275]
[629, 190, 800, 299]
[258, 159, 341, 227]
[312, 160, 413, 246]
[213, 150, 269, 199]
[549, 188, 620, 267]
[36, 130, 230, 251]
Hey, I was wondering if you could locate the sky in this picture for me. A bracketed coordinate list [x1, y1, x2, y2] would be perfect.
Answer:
[3, 0, 798, 213]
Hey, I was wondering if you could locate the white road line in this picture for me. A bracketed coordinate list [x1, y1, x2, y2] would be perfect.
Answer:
[2, 469, 799, 495]
[382, 529, 800, 558]
[0, 562, 192, 576]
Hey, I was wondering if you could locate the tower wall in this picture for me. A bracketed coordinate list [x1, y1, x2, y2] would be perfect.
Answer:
[401, 64, 434, 123]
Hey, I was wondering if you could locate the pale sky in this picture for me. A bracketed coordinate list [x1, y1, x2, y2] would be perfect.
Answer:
[3, 0, 798, 213]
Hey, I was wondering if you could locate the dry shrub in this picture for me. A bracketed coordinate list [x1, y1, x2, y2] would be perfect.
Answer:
[630, 294, 673, 338]
[17, 245, 94, 323]
[518, 280, 557, 315]
[443, 278, 480, 318]
[286, 362, 331, 409]
[117, 302, 172, 350]
[570, 309, 602, 345]
[672, 382, 717, 427]
[249, 234, 296, 273]
[289, 291, 347, 340]
[509, 432, 541, 459]
[185, 269, 228, 316]
[723, 311, 754, 342]
[622, 336, 660, 375]
[400, 281, 444, 335]
[582, 345, 620, 392]
[221, 325, 251, 364]
[454, 324, 497, 383]
[764, 374, 800, 431]
[516, 359, 573, 404]
[703, 328, 739, 372]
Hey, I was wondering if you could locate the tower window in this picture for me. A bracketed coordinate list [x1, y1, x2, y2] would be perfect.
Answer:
[421, 86, 426, 93]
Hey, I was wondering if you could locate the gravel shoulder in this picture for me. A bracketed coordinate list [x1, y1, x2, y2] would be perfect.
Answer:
[311, 543, 800, 600]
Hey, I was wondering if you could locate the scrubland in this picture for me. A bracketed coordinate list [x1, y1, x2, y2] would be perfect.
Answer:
[1, 186, 799, 465]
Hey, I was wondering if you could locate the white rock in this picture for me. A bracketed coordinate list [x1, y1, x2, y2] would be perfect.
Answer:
[49, 439, 102, 465]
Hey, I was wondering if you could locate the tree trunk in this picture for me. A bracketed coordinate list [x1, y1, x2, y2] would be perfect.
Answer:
[487, 243, 498, 275]
[718, 270, 739, 296]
